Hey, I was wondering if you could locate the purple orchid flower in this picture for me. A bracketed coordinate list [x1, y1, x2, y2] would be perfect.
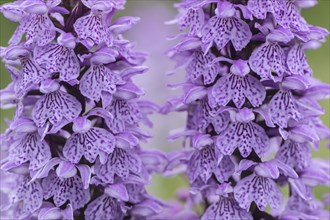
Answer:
[164, 0, 330, 218]
[0, 0, 165, 219]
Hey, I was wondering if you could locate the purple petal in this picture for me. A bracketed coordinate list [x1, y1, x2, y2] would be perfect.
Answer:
[202, 195, 253, 220]
[9, 133, 51, 171]
[30, 157, 61, 181]
[202, 16, 251, 51]
[84, 195, 124, 220]
[95, 147, 142, 184]
[247, 0, 282, 20]
[32, 90, 82, 127]
[214, 155, 235, 184]
[187, 146, 234, 183]
[80, 64, 124, 102]
[63, 127, 115, 163]
[115, 132, 139, 149]
[211, 73, 266, 108]
[14, 14, 56, 46]
[249, 42, 286, 82]
[275, 1, 309, 32]
[76, 164, 91, 189]
[183, 85, 207, 103]
[275, 140, 311, 172]
[268, 90, 301, 128]
[34, 43, 80, 81]
[255, 161, 280, 179]
[234, 173, 282, 211]
[74, 13, 113, 47]
[287, 44, 312, 77]
[105, 100, 140, 133]
[14, 177, 43, 217]
[0, 2, 27, 22]
[237, 159, 258, 173]
[186, 50, 220, 84]
[115, 81, 144, 100]
[42, 172, 90, 209]
[39, 204, 73, 220]
[178, 8, 205, 35]
[130, 199, 162, 217]
[216, 121, 269, 158]
[55, 161, 77, 178]
[139, 150, 168, 173]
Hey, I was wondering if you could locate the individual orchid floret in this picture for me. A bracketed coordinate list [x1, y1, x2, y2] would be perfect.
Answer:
[0, 1, 163, 219]
[209, 59, 266, 108]
[202, 2, 252, 52]
[94, 147, 142, 184]
[62, 116, 116, 164]
[3, 0, 62, 46]
[34, 32, 80, 82]
[249, 28, 291, 82]
[234, 172, 283, 211]
[42, 171, 90, 210]
[3, 118, 51, 171]
[79, 47, 125, 105]
[165, 0, 329, 218]
[32, 79, 82, 130]
[4, 45, 48, 95]
[187, 134, 235, 184]
[216, 108, 269, 158]
[73, 0, 126, 48]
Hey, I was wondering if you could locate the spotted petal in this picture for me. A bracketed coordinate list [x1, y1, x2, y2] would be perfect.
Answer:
[287, 44, 312, 77]
[10, 14, 55, 46]
[84, 195, 124, 220]
[94, 147, 142, 184]
[211, 74, 266, 108]
[74, 13, 113, 47]
[234, 173, 282, 211]
[9, 133, 51, 171]
[42, 172, 90, 209]
[188, 146, 234, 183]
[187, 100, 230, 134]
[63, 127, 116, 164]
[275, 1, 309, 32]
[202, 16, 252, 52]
[14, 177, 43, 218]
[18, 57, 48, 89]
[202, 195, 253, 220]
[249, 42, 286, 82]
[105, 100, 141, 133]
[269, 90, 301, 128]
[34, 43, 80, 81]
[179, 8, 205, 35]
[80, 64, 124, 101]
[275, 140, 311, 172]
[216, 122, 269, 158]
[186, 50, 220, 84]
[32, 91, 82, 127]
[247, 0, 283, 19]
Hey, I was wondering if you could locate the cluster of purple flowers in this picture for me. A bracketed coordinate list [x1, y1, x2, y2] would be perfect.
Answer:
[0, 0, 166, 219]
[163, 0, 330, 219]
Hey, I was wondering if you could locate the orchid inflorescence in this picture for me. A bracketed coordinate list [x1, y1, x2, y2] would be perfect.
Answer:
[0, 0, 167, 219]
[163, 0, 330, 219]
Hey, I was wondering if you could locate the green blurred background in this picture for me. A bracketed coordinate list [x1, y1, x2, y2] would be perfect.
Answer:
[0, 0, 329, 202]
